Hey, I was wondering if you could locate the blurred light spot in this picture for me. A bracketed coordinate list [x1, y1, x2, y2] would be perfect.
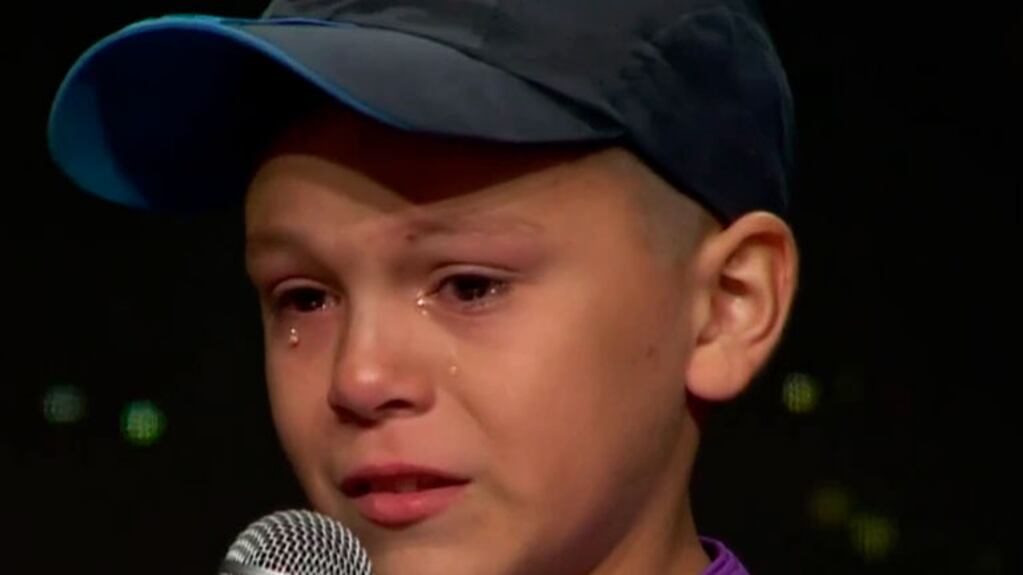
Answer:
[121, 401, 166, 447]
[850, 512, 898, 561]
[42, 384, 87, 424]
[782, 372, 820, 414]
[808, 484, 852, 528]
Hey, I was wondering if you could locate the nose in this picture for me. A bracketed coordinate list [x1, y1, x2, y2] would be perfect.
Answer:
[326, 298, 436, 426]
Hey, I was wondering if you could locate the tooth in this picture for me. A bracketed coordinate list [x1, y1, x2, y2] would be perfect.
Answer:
[395, 477, 417, 493]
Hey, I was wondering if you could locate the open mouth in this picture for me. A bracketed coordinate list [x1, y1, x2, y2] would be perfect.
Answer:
[341, 474, 468, 497]
[339, 468, 471, 526]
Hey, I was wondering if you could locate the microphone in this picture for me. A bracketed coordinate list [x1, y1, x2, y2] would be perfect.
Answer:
[219, 509, 373, 575]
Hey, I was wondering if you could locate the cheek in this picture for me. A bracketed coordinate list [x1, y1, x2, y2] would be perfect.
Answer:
[263, 310, 338, 414]
[263, 331, 335, 481]
[264, 351, 351, 518]
[536, 266, 685, 417]
[475, 271, 688, 503]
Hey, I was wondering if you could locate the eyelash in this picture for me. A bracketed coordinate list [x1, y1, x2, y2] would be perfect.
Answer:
[436, 273, 510, 312]
[271, 285, 332, 315]
[269, 272, 511, 316]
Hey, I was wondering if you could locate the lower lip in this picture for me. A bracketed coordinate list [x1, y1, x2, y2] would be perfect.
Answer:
[349, 484, 468, 527]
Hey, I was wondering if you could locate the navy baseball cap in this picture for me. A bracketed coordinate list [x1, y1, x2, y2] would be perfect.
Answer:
[47, 0, 794, 222]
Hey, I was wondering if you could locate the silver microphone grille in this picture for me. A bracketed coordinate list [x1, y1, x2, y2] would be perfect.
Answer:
[220, 509, 372, 575]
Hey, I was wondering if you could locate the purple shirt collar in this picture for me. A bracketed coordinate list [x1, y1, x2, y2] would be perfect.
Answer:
[699, 537, 750, 575]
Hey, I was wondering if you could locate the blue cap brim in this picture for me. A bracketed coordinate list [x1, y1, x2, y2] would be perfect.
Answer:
[48, 16, 620, 212]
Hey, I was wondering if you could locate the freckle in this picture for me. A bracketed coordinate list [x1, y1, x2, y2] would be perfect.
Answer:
[645, 344, 657, 359]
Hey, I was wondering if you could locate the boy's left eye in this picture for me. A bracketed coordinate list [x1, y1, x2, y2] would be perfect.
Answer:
[433, 273, 510, 312]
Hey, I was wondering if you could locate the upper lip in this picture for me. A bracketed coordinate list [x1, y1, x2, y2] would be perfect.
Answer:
[340, 463, 470, 497]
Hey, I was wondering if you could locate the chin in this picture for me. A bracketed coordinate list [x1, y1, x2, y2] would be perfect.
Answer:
[366, 544, 499, 575]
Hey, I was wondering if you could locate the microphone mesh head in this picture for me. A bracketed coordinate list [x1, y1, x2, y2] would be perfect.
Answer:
[223, 509, 372, 575]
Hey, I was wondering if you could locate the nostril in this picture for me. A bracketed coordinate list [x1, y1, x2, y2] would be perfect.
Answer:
[333, 406, 379, 428]
[377, 398, 416, 413]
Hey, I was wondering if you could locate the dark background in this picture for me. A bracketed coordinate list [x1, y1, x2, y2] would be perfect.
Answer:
[5, 1, 1015, 573]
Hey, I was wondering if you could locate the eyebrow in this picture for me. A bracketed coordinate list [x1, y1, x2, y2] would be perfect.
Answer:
[398, 214, 545, 244]
[246, 214, 545, 261]
[244, 228, 325, 281]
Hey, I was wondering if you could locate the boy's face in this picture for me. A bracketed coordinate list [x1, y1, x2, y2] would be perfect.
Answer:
[245, 108, 708, 575]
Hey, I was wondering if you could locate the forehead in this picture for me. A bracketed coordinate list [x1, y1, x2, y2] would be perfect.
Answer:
[258, 105, 600, 202]
[244, 105, 674, 256]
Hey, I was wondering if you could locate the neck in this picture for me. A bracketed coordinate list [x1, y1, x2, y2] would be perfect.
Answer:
[588, 414, 710, 575]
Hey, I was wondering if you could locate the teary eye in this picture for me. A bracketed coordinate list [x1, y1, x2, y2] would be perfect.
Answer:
[434, 273, 510, 313]
[273, 285, 335, 314]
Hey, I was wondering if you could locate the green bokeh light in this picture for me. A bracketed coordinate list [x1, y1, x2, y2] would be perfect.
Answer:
[782, 372, 820, 414]
[121, 400, 166, 447]
[42, 384, 87, 424]
[850, 512, 898, 561]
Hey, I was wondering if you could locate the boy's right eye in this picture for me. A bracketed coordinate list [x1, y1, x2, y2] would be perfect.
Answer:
[272, 285, 335, 314]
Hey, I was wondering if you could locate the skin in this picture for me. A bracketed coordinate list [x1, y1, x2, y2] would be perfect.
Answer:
[243, 105, 798, 575]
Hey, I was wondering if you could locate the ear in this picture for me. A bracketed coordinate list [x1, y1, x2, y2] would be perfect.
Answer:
[685, 211, 799, 401]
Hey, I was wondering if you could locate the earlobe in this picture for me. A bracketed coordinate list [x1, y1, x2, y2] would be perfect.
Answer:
[685, 212, 798, 401]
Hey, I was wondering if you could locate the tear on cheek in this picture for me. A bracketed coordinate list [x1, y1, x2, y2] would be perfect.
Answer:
[268, 320, 337, 352]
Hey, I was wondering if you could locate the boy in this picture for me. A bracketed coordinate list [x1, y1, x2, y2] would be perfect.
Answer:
[48, 1, 797, 573]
